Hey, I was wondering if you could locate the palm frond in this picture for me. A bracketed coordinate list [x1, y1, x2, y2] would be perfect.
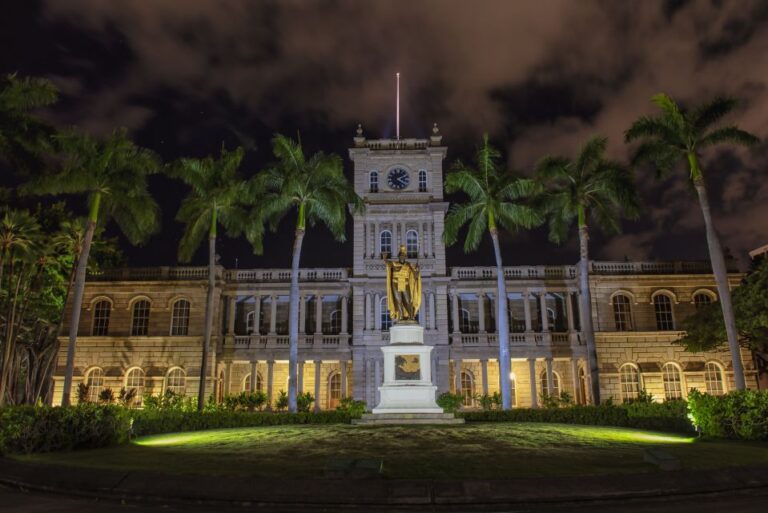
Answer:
[698, 126, 760, 149]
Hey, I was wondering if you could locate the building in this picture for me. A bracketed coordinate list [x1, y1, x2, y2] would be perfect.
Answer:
[52, 125, 760, 408]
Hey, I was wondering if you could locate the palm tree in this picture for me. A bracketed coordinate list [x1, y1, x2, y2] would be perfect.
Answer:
[536, 136, 639, 405]
[625, 94, 760, 390]
[25, 128, 160, 406]
[251, 134, 362, 412]
[171, 145, 261, 411]
[443, 135, 542, 410]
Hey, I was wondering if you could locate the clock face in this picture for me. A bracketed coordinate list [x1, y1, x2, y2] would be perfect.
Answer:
[387, 167, 410, 190]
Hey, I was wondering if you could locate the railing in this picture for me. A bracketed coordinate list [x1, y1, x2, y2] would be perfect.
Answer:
[589, 260, 739, 274]
[451, 332, 575, 347]
[452, 266, 577, 280]
[226, 333, 350, 349]
[88, 266, 213, 281]
[363, 138, 429, 150]
[225, 268, 348, 282]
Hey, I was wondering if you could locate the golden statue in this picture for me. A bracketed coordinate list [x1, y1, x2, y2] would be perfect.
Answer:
[385, 245, 421, 322]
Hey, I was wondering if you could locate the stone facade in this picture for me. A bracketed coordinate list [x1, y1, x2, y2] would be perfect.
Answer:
[52, 129, 760, 408]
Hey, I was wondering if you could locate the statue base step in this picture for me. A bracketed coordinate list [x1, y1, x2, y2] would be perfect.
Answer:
[352, 412, 464, 426]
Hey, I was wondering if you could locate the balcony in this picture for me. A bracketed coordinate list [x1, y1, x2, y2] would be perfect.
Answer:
[227, 333, 351, 350]
[450, 332, 579, 347]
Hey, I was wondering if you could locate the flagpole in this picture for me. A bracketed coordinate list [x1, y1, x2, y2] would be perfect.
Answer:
[396, 72, 400, 140]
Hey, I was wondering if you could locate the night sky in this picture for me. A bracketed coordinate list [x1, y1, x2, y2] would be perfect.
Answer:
[2, 0, 767, 270]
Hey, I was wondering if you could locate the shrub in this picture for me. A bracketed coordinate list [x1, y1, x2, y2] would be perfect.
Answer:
[76, 383, 89, 403]
[98, 387, 115, 404]
[142, 390, 196, 412]
[274, 390, 288, 411]
[688, 389, 768, 440]
[297, 392, 314, 413]
[336, 397, 366, 417]
[437, 392, 465, 413]
[0, 404, 131, 455]
[118, 387, 138, 408]
[215, 392, 268, 412]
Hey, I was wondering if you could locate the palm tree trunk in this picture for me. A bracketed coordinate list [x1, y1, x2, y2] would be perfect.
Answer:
[693, 179, 746, 390]
[61, 193, 100, 407]
[490, 230, 512, 409]
[198, 234, 216, 411]
[288, 228, 305, 413]
[578, 220, 600, 404]
[0, 270, 24, 404]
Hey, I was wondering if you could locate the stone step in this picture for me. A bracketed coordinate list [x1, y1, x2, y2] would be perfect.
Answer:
[360, 412, 457, 420]
[352, 417, 465, 425]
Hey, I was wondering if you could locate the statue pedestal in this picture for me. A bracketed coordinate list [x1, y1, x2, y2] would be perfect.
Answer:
[372, 323, 442, 414]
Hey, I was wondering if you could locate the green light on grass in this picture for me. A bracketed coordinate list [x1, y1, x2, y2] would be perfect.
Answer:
[572, 426, 694, 444]
[134, 432, 217, 446]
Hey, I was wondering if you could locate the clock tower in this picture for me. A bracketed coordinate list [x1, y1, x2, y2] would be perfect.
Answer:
[348, 123, 452, 404]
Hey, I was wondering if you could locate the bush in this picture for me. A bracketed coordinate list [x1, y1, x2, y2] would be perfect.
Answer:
[142, 390, 196, 412]
[336, 397, 366, 417]
[475, 392, 502, 411]
[437, 392, 465, 413]
[215, 392, 268, 412]
[274, 390, 289, 411]
[0, 404, 131, 455]
[688, 389, 768, 440]
[297, 392, 314, 413]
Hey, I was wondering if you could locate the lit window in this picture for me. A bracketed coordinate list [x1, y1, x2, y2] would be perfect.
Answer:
[662, 363, 683, 400]
[406, 229, 418, 258]
[418, 170, 427, 192]
[170, 299, 190, 336]
[619, 364, 640, 401]
[704, 362, 725, 396]
[653, 294, 675, 331]
[125, 368, 145, 406]
[328, 372, 342, 409]
[540, 370, 561, 398]
[380, 296, 393, 331]
[92, 300, 111, 336]
[369, 171, 379, 193]
[243, 372, 263, 392]
[460, 370, 474, 406]
[166, 368, 186, 395]
[694, 292, 714, 309]
[131, 299, 151, 336]
[85, 368, 104, 402]
[612, 294, 633, 331]
[380, 230, 392, 257]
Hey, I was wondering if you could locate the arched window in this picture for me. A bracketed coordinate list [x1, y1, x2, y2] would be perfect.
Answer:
[694, 292, 714, 309]
[329, 310, 341, 334]
[418, 169, 427, 192]
[540, 371, 561, 398]
[460, 370, 474, 406]
[619, 364, 640, 401]
[459, 308, 473, 333]
[85, 368, 104, 403]
[92, 300, 111, 336]
[380, 230, 392, 257]
[510, 373, 517, 406]
[131, 299, 151, 336]
[380, 296, 393, 331]
[369, 171, 379, 193]
[328, 372, 342, 409]
[704, 362, 725, 396]
[243, 372, 263, 392]
[612, 294, 633, 331]
[246, 311, 256, 334]
[406, 230, 418, 258]
[125, 368, 145, 406]
[662, 363, 683, 400]
[653, 294, 675, 331]
[170, 299, 190, 336]
[166, 368, 186, 395]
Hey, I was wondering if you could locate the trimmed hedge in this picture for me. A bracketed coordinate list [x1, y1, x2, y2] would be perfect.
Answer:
[0, 404, 131, 455]
[688, 389, 768, 440]
[459, 403, 694, 434]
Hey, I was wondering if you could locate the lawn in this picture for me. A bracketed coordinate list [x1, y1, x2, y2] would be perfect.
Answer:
[16, 423, 768, 479]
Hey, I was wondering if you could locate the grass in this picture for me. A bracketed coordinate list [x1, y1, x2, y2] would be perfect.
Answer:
[16, 423, 768, 479]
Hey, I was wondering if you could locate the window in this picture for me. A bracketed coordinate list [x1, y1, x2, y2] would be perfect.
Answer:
[619, 364, 640, 401]
[243, 372, 263, 392]
[418, 170, 427, 192]
[653, 294, 675, 331]
[246, 310, 259, 334]
[92, 300, 111, 336]
[170, 299, 190, 336]
[540, 371, 561, 398]
[166, 368, 186, 395]
[380, 230, 392, 257]
[704, 362, 725, 396]
[125, 368, 145, 406]
[694, 292, 714, 309]
[459, 308, 473, 333]
[369, 171, 379, 193]
[460, 370, 474, 406]
[329, 310, 341, 334]
[662, 363, 683, 400]
[328, 372, 342, 409]
[131, 299, 151, 336]
[85, 368, 104, 402]
[406, 229, 418, 258]
[612, 294, 633, 331]
[380, 296, 393, 331]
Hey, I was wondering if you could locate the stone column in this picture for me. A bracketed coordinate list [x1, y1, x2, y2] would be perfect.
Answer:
[341, 295, 348, 334]
[250, 361, 258, 393]
[340, 361, 348, 398]
[374, 222, 380, 256]
[481, 359, 489, 395]
[453, 358, 462, 393]
[315, 294, 323, 335]
[451, 292, 460, 333]
[540, 292, 549, 332]
[545, 358, 554, 396]
[418, 222, 424, 257]
[523, 291, 533, 332]
[314, 361, 321, 412]
[269, 296, 277, 334]
[266, 360, 275, 409]
[478, 292, 486, 333]
[570, 358, 580, 404]
[566, 292, 575, 332]
[528, 358, 538, 408]
[419, 290, 427, 327]
[224, 361, 232, 397]
[374, 293, 382, 330]
[299, 295, 306, 334]
[364, 359, 372, 407]
[489, 293, 497, 333]
[374, 359, 381, 406]
[399, 222, 406, 250]
[583, 358, 593, 404]
[429, 293, 436, 330]
[227, 296, 236, 335]
[364, 293, 372, 331]
[297, 361, 305, 393]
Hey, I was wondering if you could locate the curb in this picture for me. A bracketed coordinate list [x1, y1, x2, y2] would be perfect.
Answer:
[2, 458, 768, 509]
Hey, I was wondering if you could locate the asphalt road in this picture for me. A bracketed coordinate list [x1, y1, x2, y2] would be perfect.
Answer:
[2, 485, 768, 513]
